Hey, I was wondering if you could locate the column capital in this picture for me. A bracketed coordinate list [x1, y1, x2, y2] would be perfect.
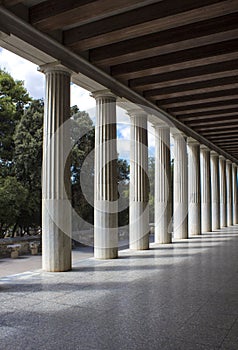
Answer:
[200, 144, 210, 152]
[210, 150, 219, 157]
[226, 159, 232, 165]
[38, 61, 72, 76]
[91, 89, 117, 100]
[187, 137, 200, 146]
[152, 120, 169, 129]
[171, 128, 187, 139]
[219, 155, 226, 161]
[232, 162, 238, 168]
[127, 107, 147, 118]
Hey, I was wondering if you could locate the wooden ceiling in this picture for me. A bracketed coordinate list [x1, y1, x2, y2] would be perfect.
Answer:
[2, 0, 238, 159]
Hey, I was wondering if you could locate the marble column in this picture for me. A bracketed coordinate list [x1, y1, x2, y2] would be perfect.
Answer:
[154, 123, 171, 244]
[200, 145, 211, 232]
[232, 164, 238, 224]
[211, 151, 220, 231]
[129, 109, 149, 250]
[93, 90, 118, 259]
[173, 131, 188, 239]
[187, 138, 201, 236]
[41, 65, 72, 272]
[219, 156, 227, 227]
[226, 160, 233, 226]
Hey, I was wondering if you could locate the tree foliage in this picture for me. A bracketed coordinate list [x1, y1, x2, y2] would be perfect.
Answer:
[0, 69, 30, 176]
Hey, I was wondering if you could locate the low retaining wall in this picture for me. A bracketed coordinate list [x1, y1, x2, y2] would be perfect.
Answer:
[0, 236, 41, 258]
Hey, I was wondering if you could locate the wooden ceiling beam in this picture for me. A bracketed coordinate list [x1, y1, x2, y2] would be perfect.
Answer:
[173, 104, 238, 116]
[144, 75, 238, 98]
[176, 108, 238, 118]
[186, 117, 238, 127]
[134, 70, 238, 93]
[153, 83, 238, 103]
[180, 115, 238, 125]
[194, 123, 238, 132]
[64, 0, 238, 50]
[156, 88, 238, 106]
[111, 39, 238, 79]
[90, 14, 238, 66]
[179, 111, 238, 122]
[208, 135, 238, 141]
[129, 59, 238, 89]
[202, 129, 238, 136]
[30, 0, 156, 31]
[162, 95, 238, 109]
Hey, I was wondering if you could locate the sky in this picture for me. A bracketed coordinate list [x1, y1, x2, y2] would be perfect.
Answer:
[0, 47, 155, 159]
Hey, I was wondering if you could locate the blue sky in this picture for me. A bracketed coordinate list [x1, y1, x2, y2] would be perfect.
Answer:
[0, 47, 155, 159]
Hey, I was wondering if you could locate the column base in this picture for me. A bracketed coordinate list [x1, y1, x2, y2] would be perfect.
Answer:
[94, 247, 118, 259]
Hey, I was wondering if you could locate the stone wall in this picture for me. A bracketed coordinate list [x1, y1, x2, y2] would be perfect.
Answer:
[0, 236, 41, 258]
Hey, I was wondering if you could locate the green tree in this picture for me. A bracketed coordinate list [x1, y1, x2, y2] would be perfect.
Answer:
[0, 69, 30, 176]
[0, 177, 28, 237]
[13, 99, 44, 231]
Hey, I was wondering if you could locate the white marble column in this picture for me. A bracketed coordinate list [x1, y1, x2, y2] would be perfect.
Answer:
[129, 109, 149, 250]
[211, 151, 220, 231]
[42, 66, 72, 272]
[219, 156, 227, 227]
[173, 131, 188, 239]
[93, 90, 118, 259]
[232, 163, 238, 224]
[187, 138, 201, 236]
[154, 123, 171, 243]
[226, 160, 233, 226]
[200, 145, 211, 232]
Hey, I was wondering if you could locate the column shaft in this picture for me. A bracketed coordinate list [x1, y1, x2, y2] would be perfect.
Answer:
[129, 111, 149, 250]
[211, 152, 220, 230]
[200, 146, 211, 232]
[42, 67, 72, 272]
[93, 91, 118, 259]
[154, 125, 171, 243]
[219, 156, 227, 227]
[232, 164, 238, 224]
[173, 133, 188, 239]
[226, 160, 233, 226]
[188, 139, 201, 236]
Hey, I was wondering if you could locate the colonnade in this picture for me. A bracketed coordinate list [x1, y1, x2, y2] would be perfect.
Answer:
[41, 67, 238, 271]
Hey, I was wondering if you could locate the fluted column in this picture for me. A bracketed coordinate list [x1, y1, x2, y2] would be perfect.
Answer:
[226, 160, 233, 226]
[173, 131, 188, 239]
[232, 164, 238, 224]
[200, 145, 211, 232]
[187, 138, 201, 236]
[93, 90, 118, 259]
[219, 156, 227, 227]
[154, 123, 171, 243]
[211, 151, 220, 231]
[41, 65, 72, 272]
[129, 109, 149, 250]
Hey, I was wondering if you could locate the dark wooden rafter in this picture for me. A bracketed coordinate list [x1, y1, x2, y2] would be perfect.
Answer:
[144, 76, 238, 98]
[111, 39, 238, 79]
[180, 115, 238, 126]
[30, 0, 158, 31]
[156, 89, 238, 106]
[63, 0, 238, 50]
[173, 104, 238, 116]
[129, 59, 238, 89]
[89, 13, 238, 66]
[186, 117, 238, 127]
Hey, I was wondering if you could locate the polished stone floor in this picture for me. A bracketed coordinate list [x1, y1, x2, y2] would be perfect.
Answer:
[1, 226, 238, 350]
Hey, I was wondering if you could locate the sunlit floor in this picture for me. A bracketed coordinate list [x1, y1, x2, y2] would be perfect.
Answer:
[1, 226, 238, 350]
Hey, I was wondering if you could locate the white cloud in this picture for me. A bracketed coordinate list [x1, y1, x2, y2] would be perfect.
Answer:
[0, 48, 96, 110]
[0, 48, 44, 99]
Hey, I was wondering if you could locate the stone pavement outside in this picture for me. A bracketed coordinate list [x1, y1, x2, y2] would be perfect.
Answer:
[1, 226, 238, 349]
